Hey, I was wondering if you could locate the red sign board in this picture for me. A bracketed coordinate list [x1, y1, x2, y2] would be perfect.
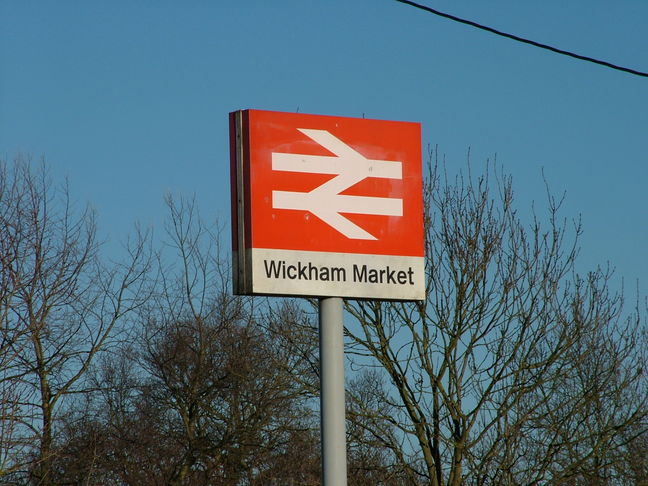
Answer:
[230, 109, 424, 299]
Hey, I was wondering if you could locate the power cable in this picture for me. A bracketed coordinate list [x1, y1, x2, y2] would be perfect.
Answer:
[395, 0, 648, 78]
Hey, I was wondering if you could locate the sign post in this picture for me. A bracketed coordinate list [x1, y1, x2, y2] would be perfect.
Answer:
[230, 109, 424, 485]
[319, 297, 346, 486]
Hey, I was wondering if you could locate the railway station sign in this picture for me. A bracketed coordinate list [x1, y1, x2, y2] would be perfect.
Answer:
[230, 109, 425, 300]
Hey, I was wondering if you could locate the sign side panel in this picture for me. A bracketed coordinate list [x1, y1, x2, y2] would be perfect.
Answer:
[229, 111, 241, 293]
[241, 111, 253, 293]
[230, 110, 252, 295]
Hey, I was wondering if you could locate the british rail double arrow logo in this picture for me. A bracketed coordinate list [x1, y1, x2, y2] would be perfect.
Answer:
[271, 129, 403, 240]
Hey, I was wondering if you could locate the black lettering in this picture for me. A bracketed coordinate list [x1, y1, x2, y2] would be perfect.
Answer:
[287, 265, 297, 279]
[352, 263, 418, 285]
[331, 267, 346, 282]
[308, 262, 319, 280]
[353, 264, 367, 282]
[264, 259, 283, 279]
[297, 262, 308, 280]
[385, 266, 397, 284]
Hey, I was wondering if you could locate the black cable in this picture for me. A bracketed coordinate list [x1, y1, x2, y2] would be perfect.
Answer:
[395, 0, 648, 78]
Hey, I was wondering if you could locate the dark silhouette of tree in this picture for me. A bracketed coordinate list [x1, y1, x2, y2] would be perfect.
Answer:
[48, 195, 415, 485]
[343, 157, 647, 486]
[48, 196, 320, 485]
[6, 153, 644, 486]
[0, 156, 150, 485]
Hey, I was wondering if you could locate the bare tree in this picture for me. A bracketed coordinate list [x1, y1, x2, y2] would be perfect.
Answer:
[0, 156, 151, 485]
[49, 196, 321, 486]
[139, 196, 316, 485]
[343, 157, 647, 486]
[618, 422, 648, 486]
[39, 155, 646, 485]
[494, 275, 647, 486]
[346, 369, 421, 485]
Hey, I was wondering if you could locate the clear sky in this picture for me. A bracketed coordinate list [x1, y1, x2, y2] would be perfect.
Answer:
[1, 1, 647, 293]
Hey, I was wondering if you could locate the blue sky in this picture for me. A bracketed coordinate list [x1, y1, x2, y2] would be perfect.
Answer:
[1, 1, 647, 293]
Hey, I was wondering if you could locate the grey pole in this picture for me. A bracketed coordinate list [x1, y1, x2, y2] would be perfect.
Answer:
[319, 296, 347, 486]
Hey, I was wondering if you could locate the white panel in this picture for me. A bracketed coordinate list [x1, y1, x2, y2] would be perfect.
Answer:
[248, 248, 425, 300]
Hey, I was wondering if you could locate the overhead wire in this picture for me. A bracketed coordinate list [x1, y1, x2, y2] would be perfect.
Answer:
[394, 0, 648, 78]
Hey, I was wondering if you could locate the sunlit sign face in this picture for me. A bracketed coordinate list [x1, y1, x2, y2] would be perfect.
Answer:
[230, 109, 424, 300]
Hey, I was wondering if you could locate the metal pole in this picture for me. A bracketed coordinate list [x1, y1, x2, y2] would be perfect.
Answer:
[319, 296, 347, 486]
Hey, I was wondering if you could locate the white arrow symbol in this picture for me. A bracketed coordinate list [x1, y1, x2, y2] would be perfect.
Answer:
[272, 129, 403, 240]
